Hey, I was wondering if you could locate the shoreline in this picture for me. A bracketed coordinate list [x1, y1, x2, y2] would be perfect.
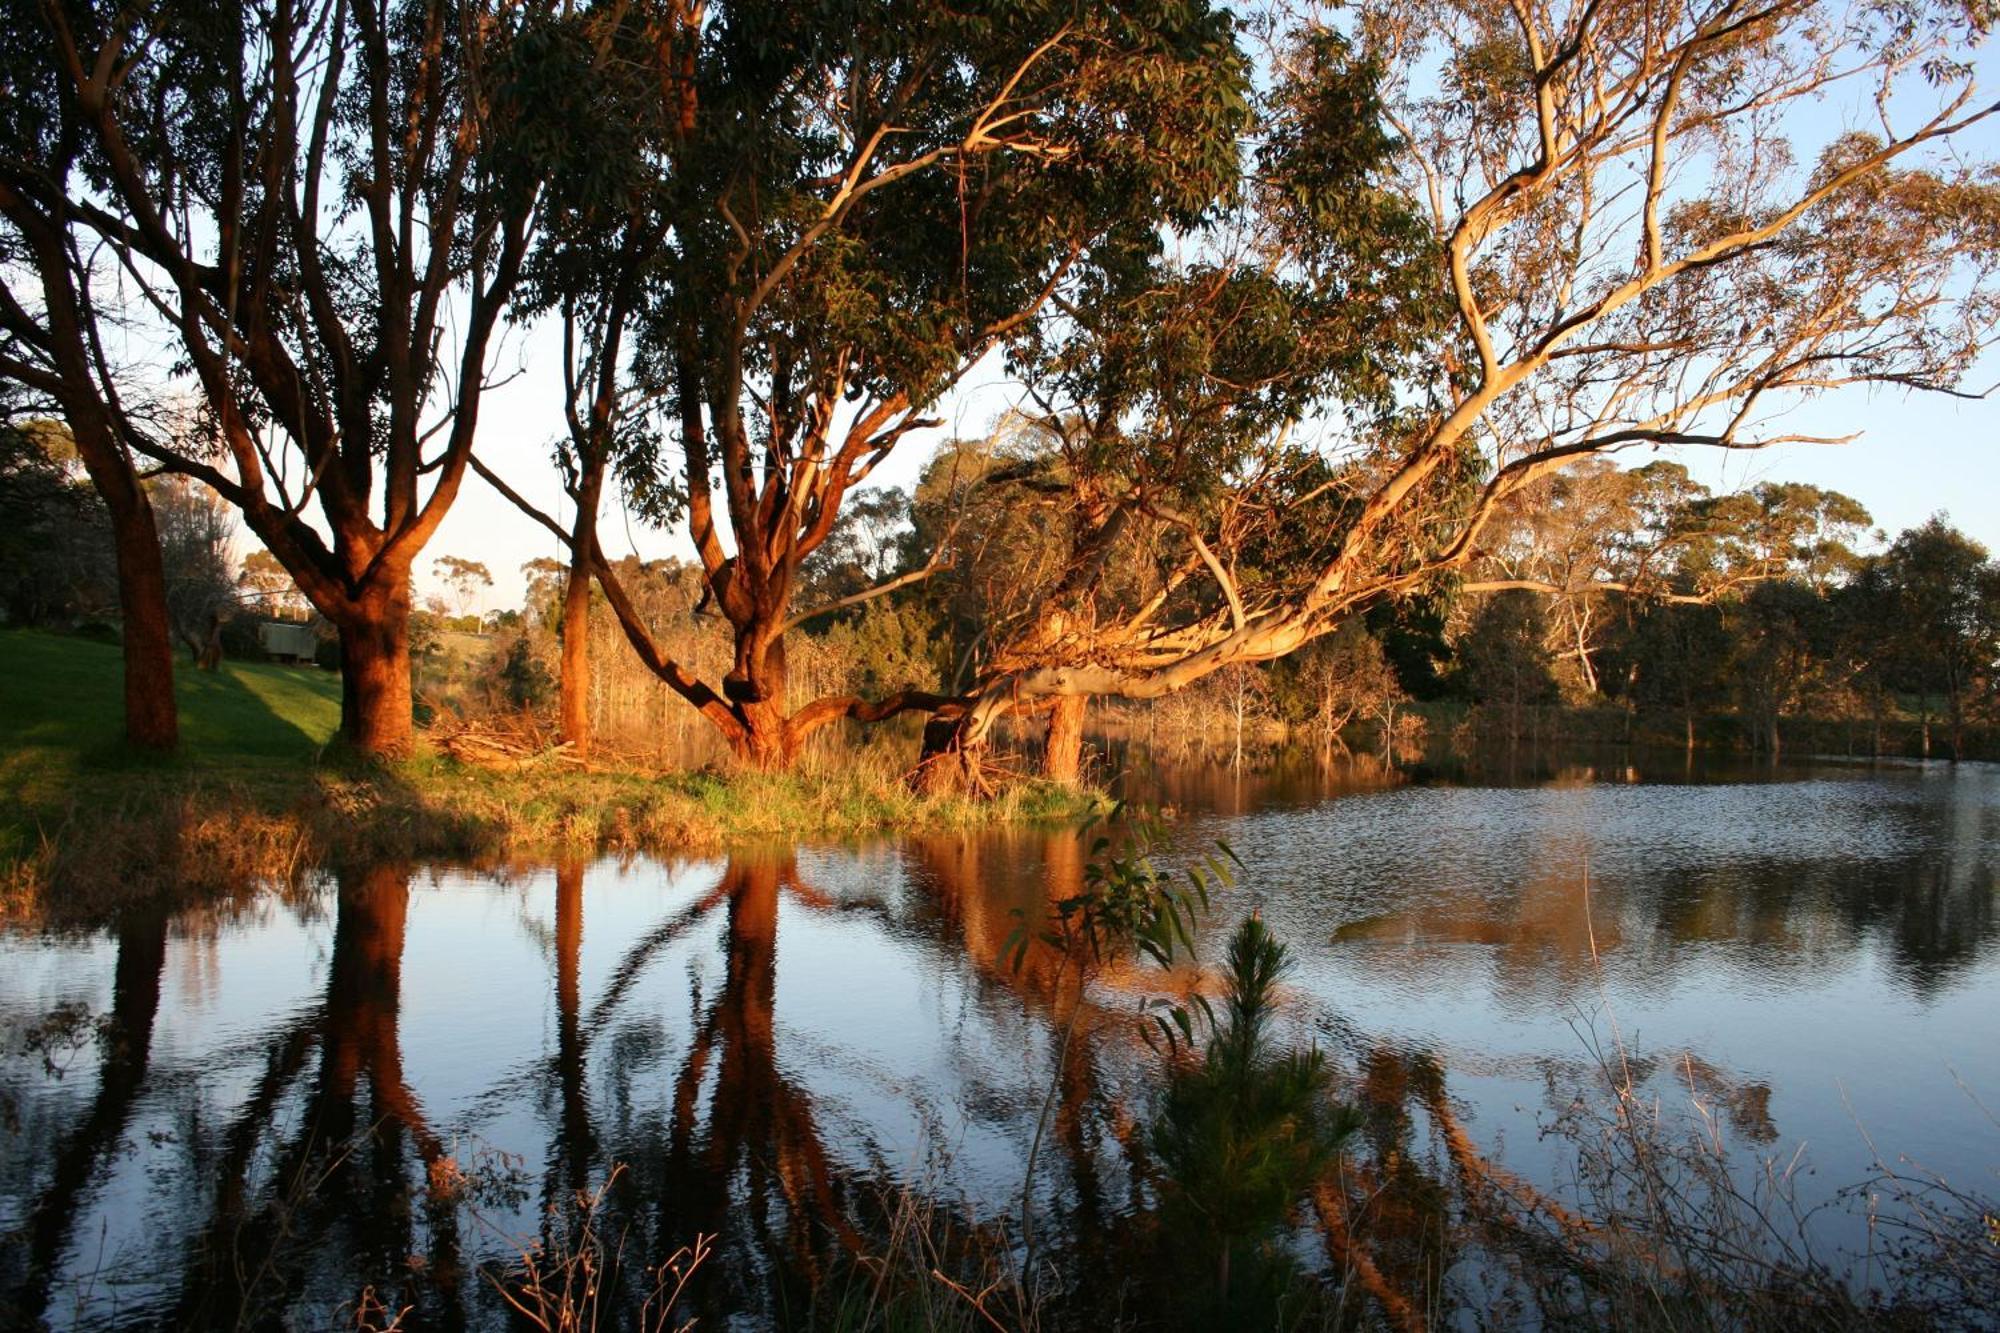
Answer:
[1, 756, 1108, 930]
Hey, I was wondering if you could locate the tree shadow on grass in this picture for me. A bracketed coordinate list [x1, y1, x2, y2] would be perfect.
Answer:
[173, 659, 336, 765]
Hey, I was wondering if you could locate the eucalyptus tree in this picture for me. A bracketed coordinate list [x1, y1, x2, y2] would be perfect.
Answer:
[482, 0, 1254, 769]
[8, 0, 562, 755]
[904, 430, 1084, 684]
[1460, 459, 1639, 695]
[151, 474, 236, 669]
[1686, 483, 1876, 596]
[1873, 517, 2000, 757]
[932, 249, 1430, 781]
[1726, 578, 1834, 755]
[1468, 463, 1872, 696]
[904, 24, 1440, 782]
[237, 548, 304, 619]
[0, 44, 179, 747]
[433, 554, 493, 623]
[1456, 587, 1562, 734]
[940, 0, 2000, 757]
[1275, 621, 1404, 755]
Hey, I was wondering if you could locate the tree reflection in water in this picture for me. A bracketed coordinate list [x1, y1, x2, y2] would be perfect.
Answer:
[5, 910, 167, 1325]
[904, 830, 1139, 1258]
[2, 758, 1998, 1328]
[663, 854, 857, 1287]
[173, 863, 465, 1329]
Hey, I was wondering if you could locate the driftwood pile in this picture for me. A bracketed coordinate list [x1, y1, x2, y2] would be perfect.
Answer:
[428, 713, 582, 773]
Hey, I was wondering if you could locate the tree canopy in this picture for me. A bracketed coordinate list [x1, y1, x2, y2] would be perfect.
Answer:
[5, 0, 1999, 775]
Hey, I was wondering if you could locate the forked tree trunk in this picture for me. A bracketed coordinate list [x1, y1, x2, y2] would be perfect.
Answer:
[719, 627, 802, 770]
[732, 695, 801, 770]
[1573, 615, 1598, 696]
[337, 585, 415, 757]
[1044, 694, 1087, 787]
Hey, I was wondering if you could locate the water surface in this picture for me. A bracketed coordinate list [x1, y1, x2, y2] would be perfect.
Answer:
[2, 748, 1995, 1327]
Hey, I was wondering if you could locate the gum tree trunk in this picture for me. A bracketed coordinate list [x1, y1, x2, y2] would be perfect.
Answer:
[731, 696, 800, 770]
[338, 584, 415, 757]
[9, 195, 178, 750]
[724, 628, 800, 770]
[916, 712, 986, 795]
[97, 467, 179, 751]
[1044, 694, 1087, 787]
[559, 468, 605, 757]
[560, 555, 594, 757]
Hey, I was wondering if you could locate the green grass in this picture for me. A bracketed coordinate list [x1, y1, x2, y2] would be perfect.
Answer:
[0, 628, 341, 801]
[0, 628, 1102, 927]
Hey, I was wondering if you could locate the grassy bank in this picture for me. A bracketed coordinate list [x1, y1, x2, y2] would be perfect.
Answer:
[0, 630, 1101, 927]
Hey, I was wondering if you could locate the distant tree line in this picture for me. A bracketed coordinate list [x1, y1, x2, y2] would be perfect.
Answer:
[358, 440, 2000, 769]
[1447, 488, 2000, 762]
[771, 449, 2000, 764]
[5, 0, 1999, 781]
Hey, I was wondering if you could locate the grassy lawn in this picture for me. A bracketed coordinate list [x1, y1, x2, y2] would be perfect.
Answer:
[0, 628, 341, 805]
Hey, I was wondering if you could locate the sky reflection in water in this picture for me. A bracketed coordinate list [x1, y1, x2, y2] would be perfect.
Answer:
[1, 751, 1995, 1327]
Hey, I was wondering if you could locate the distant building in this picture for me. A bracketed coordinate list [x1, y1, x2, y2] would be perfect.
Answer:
[258, 621, 320, 664]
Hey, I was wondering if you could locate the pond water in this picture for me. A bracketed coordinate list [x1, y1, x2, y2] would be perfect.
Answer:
[2, 748, 1996, 1328]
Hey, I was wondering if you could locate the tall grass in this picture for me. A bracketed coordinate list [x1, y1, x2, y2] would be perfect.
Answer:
[477, 1165, 711, 1333]
[0, 760, 1104, 927]
[807, 1183, 1045, 1333]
